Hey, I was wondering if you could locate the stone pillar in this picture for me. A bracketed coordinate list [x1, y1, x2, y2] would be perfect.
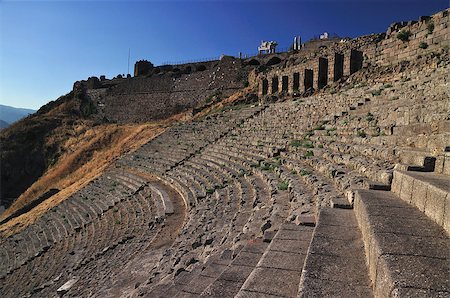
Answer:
[333, 53, 344, 82]
[304, 69, 313, 92]
[318, 57, 329, 89]
[282, 75, 289, 93]
[262, 79, 269, 95]
[293, 72, 300, 92]
[271, 76, 279, 94]
[350, 49, 364, 74]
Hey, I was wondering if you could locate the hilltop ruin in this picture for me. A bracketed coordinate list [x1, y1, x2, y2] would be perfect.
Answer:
[0, 8, 449, 298]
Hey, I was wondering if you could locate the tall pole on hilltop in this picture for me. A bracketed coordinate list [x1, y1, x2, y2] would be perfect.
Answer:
[127, 48, 131, 76]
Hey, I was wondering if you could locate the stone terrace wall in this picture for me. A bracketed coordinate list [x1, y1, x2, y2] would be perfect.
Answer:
[370, 9, 449, 66]
[91, 56, 248, 123]
[256, 8, 449, 97]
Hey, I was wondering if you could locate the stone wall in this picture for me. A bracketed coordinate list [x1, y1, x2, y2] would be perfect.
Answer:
[256, 8, 449, 97]
[371, 9, 449, 66]
[88, 56, 249, 123]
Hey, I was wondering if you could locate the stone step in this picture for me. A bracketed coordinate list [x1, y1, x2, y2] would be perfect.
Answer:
[173, 253, 234, 297]
[298, 208, 373, 297]
[354, 189, 449, 297]
[392, 170, 450, 233]
[236, 222, 313, 298]
[149, 185, 174, 215]
[395, 148, 436, 171]
[199, 238, 269, 297]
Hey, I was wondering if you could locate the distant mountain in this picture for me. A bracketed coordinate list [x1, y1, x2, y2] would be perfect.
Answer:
[0, 119, 9, 129]
[0, 104, 36, 125]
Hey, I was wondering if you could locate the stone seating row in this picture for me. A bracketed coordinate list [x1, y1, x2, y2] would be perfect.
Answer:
[0, 181, 168, 297]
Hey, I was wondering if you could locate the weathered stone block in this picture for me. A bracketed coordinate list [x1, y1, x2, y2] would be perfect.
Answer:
[424, 184, 447, 227]
[410, 178, 428, 211]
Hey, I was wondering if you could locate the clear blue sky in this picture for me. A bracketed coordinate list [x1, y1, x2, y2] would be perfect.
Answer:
[0, 0, 447, 110]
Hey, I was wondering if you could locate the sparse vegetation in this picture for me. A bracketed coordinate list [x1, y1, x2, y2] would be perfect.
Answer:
[419, 42, 428, 49]
[304, 150, 314, 157]
[300, 169, 311, 176]
[397, 30, 411, 42]
[357, 129, 367, 138]
[371, 89, 382, 96]
[290, 139, 314, 148]
[427, 21, 434, 34]
[366, 112, 375, 122]
[277, 181, 289, 191]
[290, 140, 303, 147]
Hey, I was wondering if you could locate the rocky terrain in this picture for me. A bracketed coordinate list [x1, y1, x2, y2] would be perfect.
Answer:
[0, 8, 449, 298]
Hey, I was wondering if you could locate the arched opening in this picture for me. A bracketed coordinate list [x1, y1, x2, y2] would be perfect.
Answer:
[318, 57, 328, 89]
[262, 79, 269, 95]
[196, 64, 207, 71]
[271, 77, 279, 93]
[293, 72, 300, 91]
[247, 59, 261, 66]
[304, 69, 313, 92]
[266, 57, 282, 66]
[334, 53, 344, 81]
[350, 49, 363, 74]
[282, 76, 289, 92]
[184, 66, 192, 74]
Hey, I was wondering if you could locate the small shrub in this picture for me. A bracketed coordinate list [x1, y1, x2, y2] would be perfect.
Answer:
[442, 45, 449, 54]
[291, 170, 297, 175]
[290, 140, 303, 147]
[419, 42, 428, 49]
[115, 220, 121, 225]
[371, 89, 382, 96]
[357, 129, 367, 138]
[318, 144, 324, 148]
[300, 170, 311, 176]
[290, 139, 314, 148]
[304, 150, 314, 157]
[397, 30, 411, 42]
[206, 188, 215, 194]
[366, 112, 374, 122]
[390, 96, 399, 101]
[383, 83, 393, 88]
[243, 81, 249, 87]
[277, 181, 289, 191]
[427, 21, 434, 34]
[302, 142, 314, 148]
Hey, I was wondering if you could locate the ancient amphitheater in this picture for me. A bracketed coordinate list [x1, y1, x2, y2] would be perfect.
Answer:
[1, 9, 449, 298]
